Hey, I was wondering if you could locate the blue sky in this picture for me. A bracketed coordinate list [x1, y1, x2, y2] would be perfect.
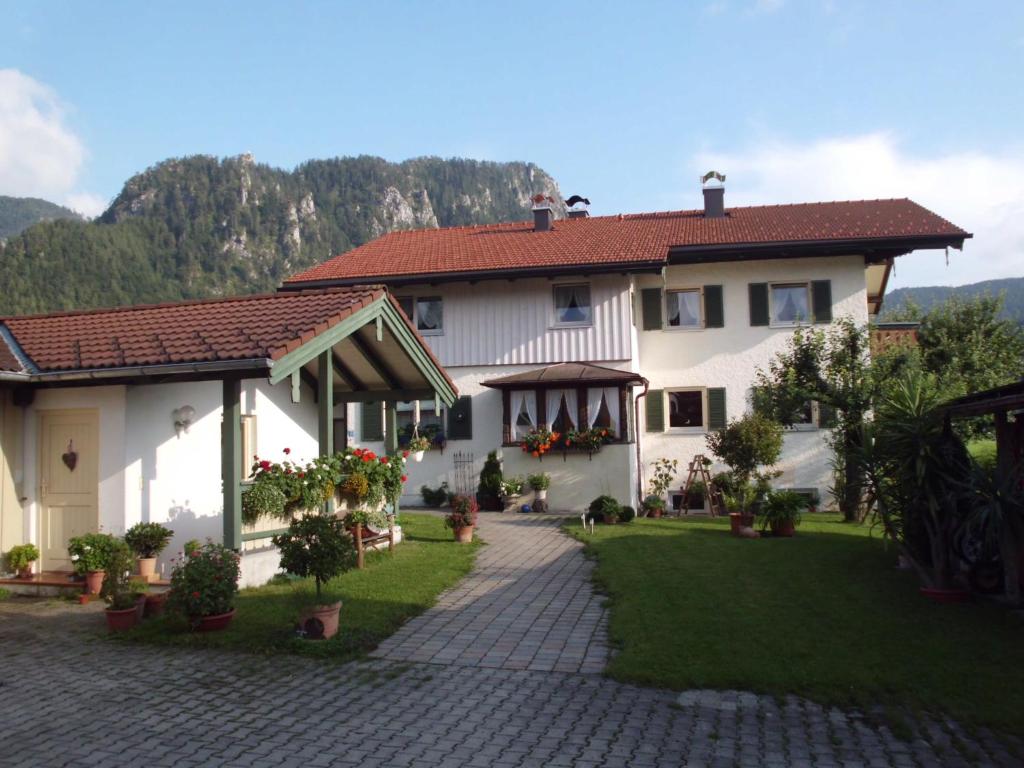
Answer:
[1, 0, 1022, 289]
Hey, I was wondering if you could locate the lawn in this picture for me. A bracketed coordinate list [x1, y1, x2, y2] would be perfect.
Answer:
[568, 514, 1024, 737]
[125, 513, 478, 660]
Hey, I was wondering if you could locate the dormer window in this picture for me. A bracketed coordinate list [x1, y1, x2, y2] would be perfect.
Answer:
[553, 284, 592, 326]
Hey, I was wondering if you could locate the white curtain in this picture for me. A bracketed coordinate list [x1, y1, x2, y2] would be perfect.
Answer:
[563, 389, 578, 429]
[587, 388, 605, 428]
[545, 389, 563, 429]
[603, 387, 620, 431]
[510, 390, 537, 438]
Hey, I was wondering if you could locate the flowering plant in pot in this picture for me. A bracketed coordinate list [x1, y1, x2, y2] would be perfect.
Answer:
[521, 428, 560, 459]
[124, 522, 173, 582]
[407, 434, 431, 462]
[445, 495, 479, 543]
[273, 514, 355, 639]
[7, 543, 39, 579]
[67, 532, 121, 595]
[758, 490, 807, 537]
[168, 540, 241, 631]
[100, 538, 145, 632]
[565, 427, 615, 456]
[528, 472, 550, 501]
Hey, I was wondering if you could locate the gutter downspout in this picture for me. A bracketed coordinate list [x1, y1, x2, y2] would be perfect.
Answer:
[634, 378, 649, 507]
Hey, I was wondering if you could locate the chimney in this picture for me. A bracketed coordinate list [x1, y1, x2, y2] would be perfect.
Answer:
[532, 193, 555, 231]
[701, 171, 726, 218]
[566, 209, 589, 219]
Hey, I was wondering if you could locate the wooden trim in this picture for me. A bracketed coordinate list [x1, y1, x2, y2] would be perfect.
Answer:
[619, 387, 629, 439]
[501, 390, 511, 445]
[221, 378, 243, 550]
[317, 351, 334, 456]
[348, 329, 401, 389]
[577, 386, 588, 431]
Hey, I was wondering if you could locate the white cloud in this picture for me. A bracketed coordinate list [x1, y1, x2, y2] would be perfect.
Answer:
[0, 69, 104, 217]
[694, 133, 1024, 289]
[65, 192, 108, 218]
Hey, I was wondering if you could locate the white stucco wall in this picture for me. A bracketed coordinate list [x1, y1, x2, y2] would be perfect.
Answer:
[635, 255, 869, 506]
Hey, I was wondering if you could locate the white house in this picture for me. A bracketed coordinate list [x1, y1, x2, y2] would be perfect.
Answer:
[283, 181, 970, 511]
[0, 287, 456, 586]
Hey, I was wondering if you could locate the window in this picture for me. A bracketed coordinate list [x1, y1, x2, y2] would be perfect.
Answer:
[395, 295, 443, 334]
[770, 283, 811, 326]
[240, 415, 257, 481]
[545, 388, 578, 432]
[668, 390, 704, 429]
[553, 284, 592, 326]
[396, 399, 445, 446]
[666, 289, 702, 329]
[510, 390, 537, 440]
[585, 387, 620, 431]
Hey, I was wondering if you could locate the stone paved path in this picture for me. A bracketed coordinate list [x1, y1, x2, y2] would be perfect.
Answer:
[1, 513, 1020, 767]
[373, 514, 609, 673]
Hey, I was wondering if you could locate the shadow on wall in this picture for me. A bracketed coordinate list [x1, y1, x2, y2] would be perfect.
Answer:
[155, 502, 222, 580]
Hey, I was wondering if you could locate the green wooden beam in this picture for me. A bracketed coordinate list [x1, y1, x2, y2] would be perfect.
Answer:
[385, 401, 398, 454]
[318, 350, 333, 455]
[221, 378, 243, 550]
[334, 387, 436, 404]
[269, 304, 384, 384]
[349, 329, 401, 389]
[241, 527, 290, 542]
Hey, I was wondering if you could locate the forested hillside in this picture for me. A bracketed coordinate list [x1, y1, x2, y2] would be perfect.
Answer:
[0, 196, 81, 241]
[883, 277, 1024, 324]
[0, 154, 563, 315]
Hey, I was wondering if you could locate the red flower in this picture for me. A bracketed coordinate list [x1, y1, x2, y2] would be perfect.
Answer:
[283, 447, 291, 455]
[362, 455, 372, 463]
[284, 468, 292, 475]
[401, 475, 408, 482]
[381, 456, 389, 464]
[353, 448, 364, 457]
[402, 450, 409, 458]
[259, 460, 271, 471]
[298, 472, 305, 478]
[192, 591, 200, 598]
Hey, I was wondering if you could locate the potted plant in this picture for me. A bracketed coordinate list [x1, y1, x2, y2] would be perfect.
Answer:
[520, 428, 560, 459]
[706, 414, 783, 535]
[407, 434, 431, 462]
[528, 473, 550, 501]
[7, 543, 39, 579]
[446, 495, 479, 543]
[68, 532, 120, 595]
[100, 538, 144, 632]
[124, 522, 174, 582]
[588, 495, 621, 525]
[273, 514, 356, 639]
[499, 475, 524, 512]
[759, 490, 807, 537]
[645, 457, 678, 517]
[642, 494, 666, 518]
[618, 505, 637, 523]
[476, 451, 504, 511]
[168, 540, 241, 631]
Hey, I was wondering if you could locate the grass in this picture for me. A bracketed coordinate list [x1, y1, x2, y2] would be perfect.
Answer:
[124, 513, 478, 660]
[968, 438, 998, 470]
[567, 514, 1024, 737]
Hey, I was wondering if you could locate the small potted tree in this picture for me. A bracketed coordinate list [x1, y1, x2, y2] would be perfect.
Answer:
[100, 538, 145, 632]
[273, 515, 355, 639]
[124, 522, 174, 582]
[588, 495, 621, 525]
[168, 540, 241, 631]
[706, 414, 783, 535]
[476, 451, 504, 511]
[528, 473, 550, 501]
[644, 458, 678, 517]
[446, 495, 479, 542]
[68, 532, 119, 595]
[7, 543, 39, 579]
[759, 490, 807, 537]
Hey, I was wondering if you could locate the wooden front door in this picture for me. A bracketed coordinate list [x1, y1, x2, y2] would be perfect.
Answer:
[39, 410, 99, 571]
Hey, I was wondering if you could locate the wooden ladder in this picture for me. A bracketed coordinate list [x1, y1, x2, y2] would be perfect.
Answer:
[679, 454, 724, 517]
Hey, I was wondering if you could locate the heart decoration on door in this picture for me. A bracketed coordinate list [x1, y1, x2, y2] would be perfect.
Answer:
[62, 439, 78, 472]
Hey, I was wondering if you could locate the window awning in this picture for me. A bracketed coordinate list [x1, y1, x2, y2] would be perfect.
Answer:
[481, 362, 646, 390]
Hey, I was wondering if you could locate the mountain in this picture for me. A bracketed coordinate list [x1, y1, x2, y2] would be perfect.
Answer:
[0, 196, 81, 241]
[0, 154, 564, 315]
[882, 277, 1024, 324]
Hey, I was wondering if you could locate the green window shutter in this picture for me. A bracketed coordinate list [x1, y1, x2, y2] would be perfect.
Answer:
[704, 285, 724, 328]
[361, 401, 383, 441]
[707, 388, 727, 430]
[749, 283, 769, 326]
[818, 402, 837, 428]
[641, 288, 663, 330]
[811, 280, 832, 324]
[645, 390, 665, 432]
[447, 395, 473, 440]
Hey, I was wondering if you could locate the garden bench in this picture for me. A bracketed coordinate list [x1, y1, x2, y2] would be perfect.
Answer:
[351, 515, 396, 569]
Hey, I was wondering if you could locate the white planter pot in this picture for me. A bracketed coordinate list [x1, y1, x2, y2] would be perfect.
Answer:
[413, 450, 425, 463]
[535, 489, 548, 500]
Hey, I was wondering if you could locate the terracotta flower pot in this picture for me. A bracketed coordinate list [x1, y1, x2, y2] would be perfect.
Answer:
[646, 508, 663, 519]
[137, 557, 157, 582]
[604, 514, 617, 525]
[300, 601, 342, 640]
[453, 525, 474, 543]
[729, 513, 743, 536]
[105, 606, 139, 633]
[144, 592, 168, 618]
[193, 609, 236, 632]
[919, 587, 971, 604]
[85, 570, 105, 595]
[17, 565, 34, 580]
[770, 519, 796, 537]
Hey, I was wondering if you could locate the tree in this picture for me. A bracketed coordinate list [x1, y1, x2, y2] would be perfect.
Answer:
[705, 413, 783, 513]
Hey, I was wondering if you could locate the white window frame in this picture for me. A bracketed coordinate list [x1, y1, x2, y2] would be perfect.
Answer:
[551, 282, 593, 328]
[395, 294, 444, 336]
[664, 286, 705, 331]
[788, 401, 819, 432]
[666, 387, 707, 433]
[768, 281, 812, 328]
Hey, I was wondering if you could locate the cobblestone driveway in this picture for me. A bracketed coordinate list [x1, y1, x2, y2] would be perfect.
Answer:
[0, 513, 1018, 767]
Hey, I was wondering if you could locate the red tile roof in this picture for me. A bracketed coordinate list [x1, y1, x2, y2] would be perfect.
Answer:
[0, 287, 387, 373]
[285, 198, 969, 284]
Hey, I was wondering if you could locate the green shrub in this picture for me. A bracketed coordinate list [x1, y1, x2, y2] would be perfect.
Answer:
[168, 541, 240, 618]
[6, 543, 39, 572]
[124, 522, 174, 558]
[706, 413, 784, 487]
[477, 451, 503, 510]
[528, 473, 550, 491]
[100, 538, 139, 610]
[759, 490, 808, 530]
[588, 495, 621, 523]
[273, 515, 355, 604]
[67, 532, 122, 574]
[618, 505, 636, 523]
[242, 482, 287, 524]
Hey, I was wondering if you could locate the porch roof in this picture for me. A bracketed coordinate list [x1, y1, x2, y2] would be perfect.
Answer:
[481, 362, 647, 389]
[941, 380, 1024, 418]
[0, 287, 457, 405]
